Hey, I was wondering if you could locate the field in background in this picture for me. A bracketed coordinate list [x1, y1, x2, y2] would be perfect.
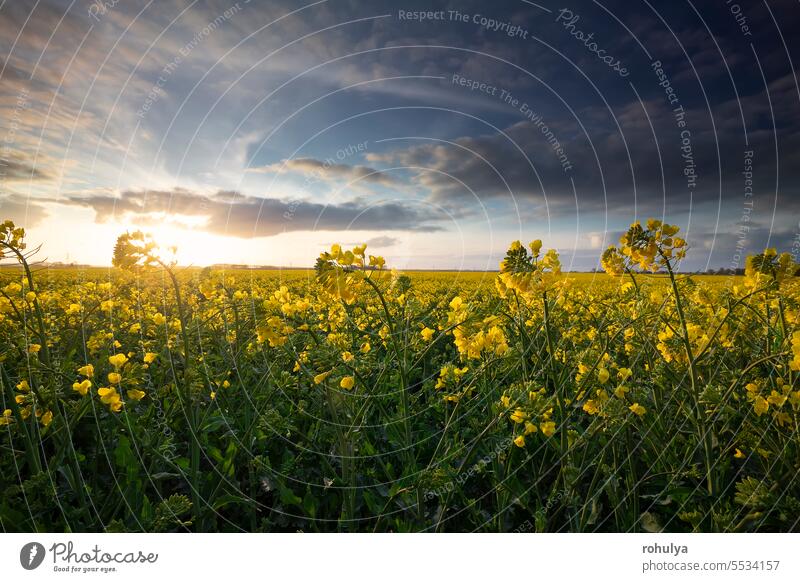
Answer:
[2, 221, 798, 532]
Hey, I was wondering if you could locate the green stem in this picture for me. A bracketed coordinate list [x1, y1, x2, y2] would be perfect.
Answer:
[158, 262, 200, 529]
[542, 292, 568, 483]
[664, 259, 714, 496]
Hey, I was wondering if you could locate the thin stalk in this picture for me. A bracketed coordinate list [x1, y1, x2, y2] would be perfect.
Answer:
[158, 262, 201, 529]
[664, 259, 714, 496]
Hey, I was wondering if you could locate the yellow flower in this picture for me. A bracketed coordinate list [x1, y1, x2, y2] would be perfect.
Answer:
[28, 343, 41, 354]
[107, 372, 121, 384]
[513, 435, 526, 448]
[72, 379, 92, 396]
[0, 409, 12, 425]
[314, 371, 331, 385]
[340, 376, 355, 390]
[597, 367, 610, 384]
[629, 403, 646, 417]
[601, 246, 626, 276]
[77, 364, 94, 378]
[108, 353, 128, 369]
[97, 387, 123, 412]
[341, 351, 354, 363]
[734, 448, 746, 459]
[524, 422, 538, 435]
[40, 410, 53, 427]
[767, 390, 787, 408]
[210, 391, 216, 400]
[360, 342, 371, 354]
[753, 396, 769, 416]
[16, 379, 30, 392]
[97, 387, 115, 401]
[540, 421, 556, 437]
[583, 399, 600, 415]
[420, 327, 435, 341]
[126, 389, 145, 401]
[509, 408, 529, 423]
[143, 352, 158, 364]
[614, 385, 630, 399]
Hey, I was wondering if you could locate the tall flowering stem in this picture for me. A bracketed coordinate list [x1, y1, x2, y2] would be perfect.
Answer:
[0, 221, 53, 372]
[1, 221, 91, 506]
[496, 240, 571, 489]
[112, 231, 201, 527]
[315, 244, 424, 522]
[602, 220, 718, 495]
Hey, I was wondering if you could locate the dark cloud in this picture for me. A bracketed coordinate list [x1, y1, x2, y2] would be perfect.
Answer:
[56, 189, 444, 237]
[366, 79, 800, 221]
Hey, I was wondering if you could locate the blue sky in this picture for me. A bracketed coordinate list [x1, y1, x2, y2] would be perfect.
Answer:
[1, 0, 799, 270]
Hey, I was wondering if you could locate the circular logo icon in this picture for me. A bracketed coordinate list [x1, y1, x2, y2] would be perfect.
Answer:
[20, 542, 46, 570]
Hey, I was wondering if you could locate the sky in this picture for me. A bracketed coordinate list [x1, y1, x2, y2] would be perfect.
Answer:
[1, 0, 799, 271]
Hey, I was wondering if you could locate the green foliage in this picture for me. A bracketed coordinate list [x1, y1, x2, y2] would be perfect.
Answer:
[1, 220, 800, 532]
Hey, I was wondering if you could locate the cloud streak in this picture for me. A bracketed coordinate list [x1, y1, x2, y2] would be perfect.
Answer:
[0, 152, 53, 182]
[0, 194, 49, 226]
[249, 158, 402, 188]
[55, 188, 444, 237]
